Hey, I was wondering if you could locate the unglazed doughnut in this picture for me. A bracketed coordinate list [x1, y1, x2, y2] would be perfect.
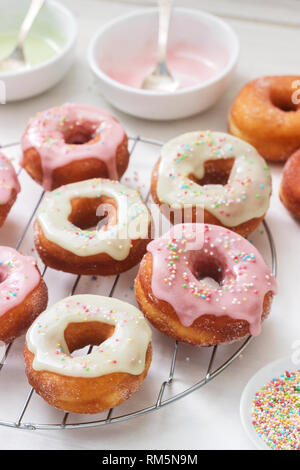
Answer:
[229, 76, 300, 162]
[0, 152, 20, 227]
[279, 149, 300, 218]
[0, 247, 48, 343]
[21, 103, 129, 190]
[34, 178, 151, 275]
[135, 223, 277, 346]
[151, 131, 272, 237]
[24, 295, 152, 414]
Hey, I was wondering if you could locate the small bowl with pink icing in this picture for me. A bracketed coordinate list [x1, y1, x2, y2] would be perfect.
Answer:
[88, 8, 239, 120]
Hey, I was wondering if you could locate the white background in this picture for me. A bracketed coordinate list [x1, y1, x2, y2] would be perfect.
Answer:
[0, 0, 299, 450]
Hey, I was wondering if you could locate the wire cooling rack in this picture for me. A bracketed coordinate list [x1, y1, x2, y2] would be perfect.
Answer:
[0, 135, 277, 430]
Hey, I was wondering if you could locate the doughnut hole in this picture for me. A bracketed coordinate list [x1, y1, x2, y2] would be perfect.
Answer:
[63, 122, 98, 145]
[64, 321, 115, 354]
[189, 158, 234, 186]
[270, 86, 299, 112]
[68, 195, 117, 230]
[190, 251, 225, 287]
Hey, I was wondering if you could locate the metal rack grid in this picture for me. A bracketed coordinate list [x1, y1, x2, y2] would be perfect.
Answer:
[0, 136, 277, 430]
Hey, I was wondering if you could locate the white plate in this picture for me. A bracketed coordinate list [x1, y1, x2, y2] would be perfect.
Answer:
[240, 355, 299, 450]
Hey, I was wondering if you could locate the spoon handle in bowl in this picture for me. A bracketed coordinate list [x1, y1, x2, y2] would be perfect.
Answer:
[157, 0, 173, 64]
[16, 0, 46, 48]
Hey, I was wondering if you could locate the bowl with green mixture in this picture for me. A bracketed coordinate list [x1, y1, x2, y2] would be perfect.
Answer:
[0, 0, 77, 101]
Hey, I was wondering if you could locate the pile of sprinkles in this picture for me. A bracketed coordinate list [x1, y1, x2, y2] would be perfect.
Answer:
[251, 369, 300, 450]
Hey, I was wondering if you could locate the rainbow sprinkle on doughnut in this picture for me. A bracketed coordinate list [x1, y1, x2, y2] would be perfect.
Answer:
[147, 224, 277, 336]
[155, 131, 272, 227]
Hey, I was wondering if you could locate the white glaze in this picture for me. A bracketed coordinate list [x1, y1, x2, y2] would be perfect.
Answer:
[36, 178, 150, 259]
[26, 295, 152, 378]
[156, 131, 272, 227]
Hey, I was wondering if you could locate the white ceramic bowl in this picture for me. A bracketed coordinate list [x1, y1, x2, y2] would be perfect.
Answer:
[88, 8, 239, 120]
[0, 0, 78, 102]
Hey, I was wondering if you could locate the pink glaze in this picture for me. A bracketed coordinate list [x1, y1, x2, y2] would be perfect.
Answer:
[103, 43, 228, 90]
[0, 152, 20, 205]
[147, 224, 277, 336]
[21, 103, 126, 190]
[0, 247, 41, 317]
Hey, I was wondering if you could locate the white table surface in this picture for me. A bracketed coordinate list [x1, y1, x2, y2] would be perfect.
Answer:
[0, 0, 299, 450]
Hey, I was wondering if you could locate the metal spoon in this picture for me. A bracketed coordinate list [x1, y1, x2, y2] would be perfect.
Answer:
[0, 0, 46, 73]
[141, 0, 178, 92]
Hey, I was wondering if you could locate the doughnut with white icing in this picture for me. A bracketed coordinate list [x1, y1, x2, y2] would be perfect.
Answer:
[151, 131, 272, 237]
[24, 295, 152, 414]
[34, 178, 152, 275]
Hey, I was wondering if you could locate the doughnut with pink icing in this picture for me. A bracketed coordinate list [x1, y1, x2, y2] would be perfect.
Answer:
[0, 152, 20, 227]
[0, 247, 48, 343]
[135, 223, 277, 346]
[21, 103, 129, 190]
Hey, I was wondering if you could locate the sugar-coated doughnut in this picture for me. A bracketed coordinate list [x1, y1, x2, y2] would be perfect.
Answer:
[34, 178, 152, 275]
[21, 103, 129, 190]
[24, 295, 152, 414]
[0, 152, 20, 227]
[280, 149, 300, 218]
[0, 247, 48, 343]
[135, 224, 277, 346]
[228, 76, 300, 162]
[151, 131, 272, 237]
